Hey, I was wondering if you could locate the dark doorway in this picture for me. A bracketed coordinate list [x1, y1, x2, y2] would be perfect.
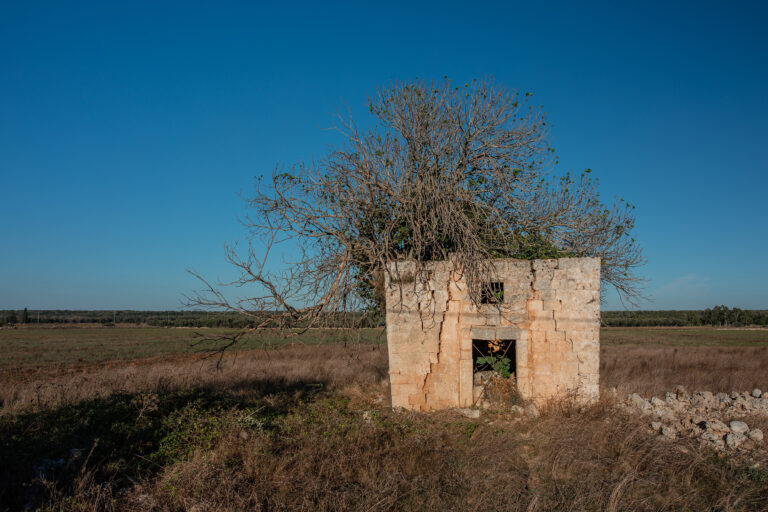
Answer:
[472, 338, 516, 378]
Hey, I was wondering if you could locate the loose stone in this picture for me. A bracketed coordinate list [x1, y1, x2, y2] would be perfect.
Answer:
[729, 421, 749, 435]
[725, 432, 746, 448]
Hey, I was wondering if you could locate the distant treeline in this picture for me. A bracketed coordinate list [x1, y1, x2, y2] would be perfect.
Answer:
[602, 306, 768, 327]
[0, 308, 385, 328]
[2, 306, 766, 328]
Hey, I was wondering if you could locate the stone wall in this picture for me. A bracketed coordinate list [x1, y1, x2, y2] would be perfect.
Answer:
[385, 257, 600, 410]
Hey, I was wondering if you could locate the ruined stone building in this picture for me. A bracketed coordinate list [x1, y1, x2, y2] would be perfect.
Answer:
[385, 257, 601, 410]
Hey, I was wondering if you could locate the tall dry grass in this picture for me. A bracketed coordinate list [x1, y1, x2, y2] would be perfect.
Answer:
[4, 342, 767, 415]
[602, 345, 768, 396]
[0, 344, 389, 415]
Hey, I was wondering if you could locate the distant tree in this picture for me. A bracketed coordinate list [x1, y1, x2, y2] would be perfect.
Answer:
[5, 311, 17, 325]
[21, 307, 29, 324]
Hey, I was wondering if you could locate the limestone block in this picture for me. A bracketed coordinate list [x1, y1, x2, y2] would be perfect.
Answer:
[552, 269, 575, 287]
[556, 317, 598, 332]
[532, 319, 556, 331]
[561, 361, 579, 379]
[390, 335, 440, 355]
[388, 352, 429, 372]
[490, 259, 508, 275]
[408, 392, 427, 409]
[437, 350, 460, 364]
[459, 313, 483, 326]
[495, 326, 520, 340]
[530, 330, 547, 343]
[386, 288, 418, 310]
[567, 257, 600, 278]
[390, 373, 426, 385]
[446, 300, 462, 313]
[532, 259, 558, 273]
[556, 289, 600, 306]
[576, 350, 599, 368]
[448, 279, 468, 300]
[532, 351, 552, 366]
[515, 338, 529, 359]
[534, 361, 553, 376]
[504, 292, 532, 306]
[471, 325, 497, 340]
[539, 289, 556, 301]
[546, 330, 566, 343]
[432, 289, 449, 307]
[461, 301, 479, 314]
[530, 308, 554, 321]
[390, 384, 416, 407]
[554, 258, 578, 271]
[509, 260, 532, 273]
[569, 335, 600, 351]
[460, 361, 474, 406]
[439, 323, 459, 344]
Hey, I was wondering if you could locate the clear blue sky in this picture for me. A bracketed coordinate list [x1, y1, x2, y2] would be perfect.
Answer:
[1, 1, 766, 311]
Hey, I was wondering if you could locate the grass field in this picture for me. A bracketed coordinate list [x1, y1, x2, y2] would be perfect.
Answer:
[2, 325, 767, 371]
[0, 326, 384, 371]
[602, 326, 768, 347]
[1, 326, 767, 511]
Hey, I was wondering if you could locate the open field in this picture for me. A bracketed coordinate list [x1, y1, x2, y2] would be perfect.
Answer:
[602, 326, 768, 347]
[2, 325, 767, 370]
[0, 326, 384, 372]
[2, 326, 768, 510]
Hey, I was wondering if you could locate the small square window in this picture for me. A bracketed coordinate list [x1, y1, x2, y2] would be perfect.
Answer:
[481, 282, 504, 304]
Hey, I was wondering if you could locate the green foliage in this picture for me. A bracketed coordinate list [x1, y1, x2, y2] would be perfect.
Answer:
[475, 355, 512, 378]
[0, 310, 386, 328]
[151, 401, 229, 465]
[3, 310, 17, 325]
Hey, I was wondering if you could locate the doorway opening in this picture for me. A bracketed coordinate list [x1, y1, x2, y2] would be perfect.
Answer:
[472, 338, 516, 378]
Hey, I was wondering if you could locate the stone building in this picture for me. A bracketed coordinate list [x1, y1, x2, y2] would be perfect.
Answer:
[385, 257, 601, 410]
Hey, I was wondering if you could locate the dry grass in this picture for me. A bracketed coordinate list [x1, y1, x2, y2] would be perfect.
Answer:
[2, 327, 768, 511]
[3, 327, 766, 415]
[0, 343, 389, 415]
[602, 344, 768, 397]
[0, 326, 383, 371]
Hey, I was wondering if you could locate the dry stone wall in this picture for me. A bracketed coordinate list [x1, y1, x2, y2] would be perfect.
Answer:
[385, 257, 601, 410]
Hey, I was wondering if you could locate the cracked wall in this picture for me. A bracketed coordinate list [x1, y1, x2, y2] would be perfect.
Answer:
[385, 257, 601, 410]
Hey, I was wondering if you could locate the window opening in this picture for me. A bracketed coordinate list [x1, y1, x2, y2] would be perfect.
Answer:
[480, 282, 504, 304]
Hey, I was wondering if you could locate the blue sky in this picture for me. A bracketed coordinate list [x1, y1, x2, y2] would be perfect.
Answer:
[1, 1, 766, 310]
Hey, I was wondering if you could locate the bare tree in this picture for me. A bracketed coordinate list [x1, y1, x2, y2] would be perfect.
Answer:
[187, 78, 644, 337]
